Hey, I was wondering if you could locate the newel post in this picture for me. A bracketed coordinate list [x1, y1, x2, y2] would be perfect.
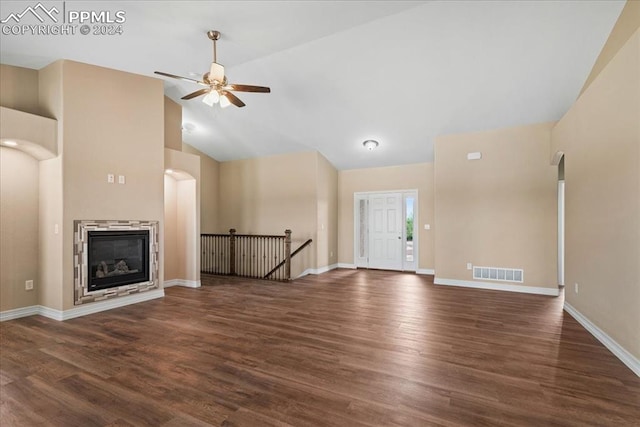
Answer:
[229, 228, 236, 276]
[284, 229, 292, 280]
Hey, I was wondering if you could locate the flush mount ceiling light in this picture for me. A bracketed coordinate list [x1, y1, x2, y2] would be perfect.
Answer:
[2, 140, 18, 147]
[363, 140, 379, 151]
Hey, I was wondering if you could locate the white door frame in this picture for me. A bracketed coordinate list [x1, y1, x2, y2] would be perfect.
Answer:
[353, 190, 419, 271]
[558, 180, 565, 286]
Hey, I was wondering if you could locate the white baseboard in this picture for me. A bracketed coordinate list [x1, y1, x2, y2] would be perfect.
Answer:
[564, 302, 640, 377]
[164, 279, 201, 288]
[337, 263, 357, 269]
[296, 264, 338, 278]
[416, 268, 435, 275]
[0, 289, 165, 322]
[0, 305, 40, 321]
[434, 277, 559, 296]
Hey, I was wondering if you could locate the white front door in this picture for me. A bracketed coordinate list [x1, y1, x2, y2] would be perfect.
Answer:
[368, 193, 403, 270]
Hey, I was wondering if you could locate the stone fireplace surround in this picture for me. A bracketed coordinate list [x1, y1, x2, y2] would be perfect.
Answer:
[74, 220, 159, 305]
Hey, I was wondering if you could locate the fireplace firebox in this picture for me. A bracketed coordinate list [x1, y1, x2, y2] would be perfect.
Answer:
[87, 230, 150, 292]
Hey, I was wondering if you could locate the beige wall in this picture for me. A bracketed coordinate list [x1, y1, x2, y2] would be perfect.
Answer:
[580, 0, 639, 96]
[338, 162, 435, 270]
[177, 179, 198, 281]
[0, 107, 58, 160]
[0, 148, 39, 311]
[219, 151, 318, 277]
[552, 30, 640, 359]
[434, 123, 558, 290]
[164, 97, 182, 151]
[316, 154, 338, 268]
[57, 61, 165, 310]
[163, 175, 178, 281]
[0, 64, 40, 115]
[182, 143, 220, 233]
[38, 61, 64, 311]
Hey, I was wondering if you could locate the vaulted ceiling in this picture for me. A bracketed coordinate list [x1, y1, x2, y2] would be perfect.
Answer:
[0, 1, 625, 169]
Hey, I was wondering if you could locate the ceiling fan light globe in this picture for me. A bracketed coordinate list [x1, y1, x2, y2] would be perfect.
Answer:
[220, 94, 231, 108]
[202, 91, 220, 106]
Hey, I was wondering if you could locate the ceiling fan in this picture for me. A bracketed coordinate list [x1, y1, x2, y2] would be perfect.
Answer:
[154, 30, 270, 108]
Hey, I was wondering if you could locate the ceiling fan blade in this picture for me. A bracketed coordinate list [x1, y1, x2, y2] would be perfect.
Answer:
[223, 91, 246, 108]
[181, 88, 210, 100]
[154, 71, 207, 86]
[225, 84, 271, 93]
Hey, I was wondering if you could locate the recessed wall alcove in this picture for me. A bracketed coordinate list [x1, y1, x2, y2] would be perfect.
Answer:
[0, 104, 58, 314]
[164, 147, 201, 288]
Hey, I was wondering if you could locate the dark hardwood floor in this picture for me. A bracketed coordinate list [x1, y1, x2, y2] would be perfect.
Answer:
[1, 269, 639, 426]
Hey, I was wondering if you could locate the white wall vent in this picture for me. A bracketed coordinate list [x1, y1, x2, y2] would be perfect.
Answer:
[473, 266, 523, 283]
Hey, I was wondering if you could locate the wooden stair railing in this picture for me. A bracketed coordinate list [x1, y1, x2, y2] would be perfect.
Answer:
[201, 229, 312, 281]
[264, 238, 313, 280]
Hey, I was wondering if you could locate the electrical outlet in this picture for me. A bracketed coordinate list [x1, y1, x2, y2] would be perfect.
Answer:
[330, 251, 334, 258]
[25, 280, 34, 291]
[118, 175, 125, 184]
[424, 224, 431, 230]
[466, 263, 472, 270]
[107, 173, 115, 183]
[574, 283, 579, 294]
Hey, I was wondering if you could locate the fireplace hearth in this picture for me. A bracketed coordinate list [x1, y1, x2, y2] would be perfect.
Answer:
[74, 220, 159, 305]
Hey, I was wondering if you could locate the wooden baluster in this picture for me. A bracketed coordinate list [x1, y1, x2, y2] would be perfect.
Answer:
[285, 230, 291, 281]
[279, 237, 282, 280]
[229, 229, 236, 276]
[201, 235, 205, 273]
[202, 235, 206, 273]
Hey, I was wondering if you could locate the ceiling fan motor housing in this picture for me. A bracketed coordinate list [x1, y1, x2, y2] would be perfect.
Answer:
[209, 62, 225, 84]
